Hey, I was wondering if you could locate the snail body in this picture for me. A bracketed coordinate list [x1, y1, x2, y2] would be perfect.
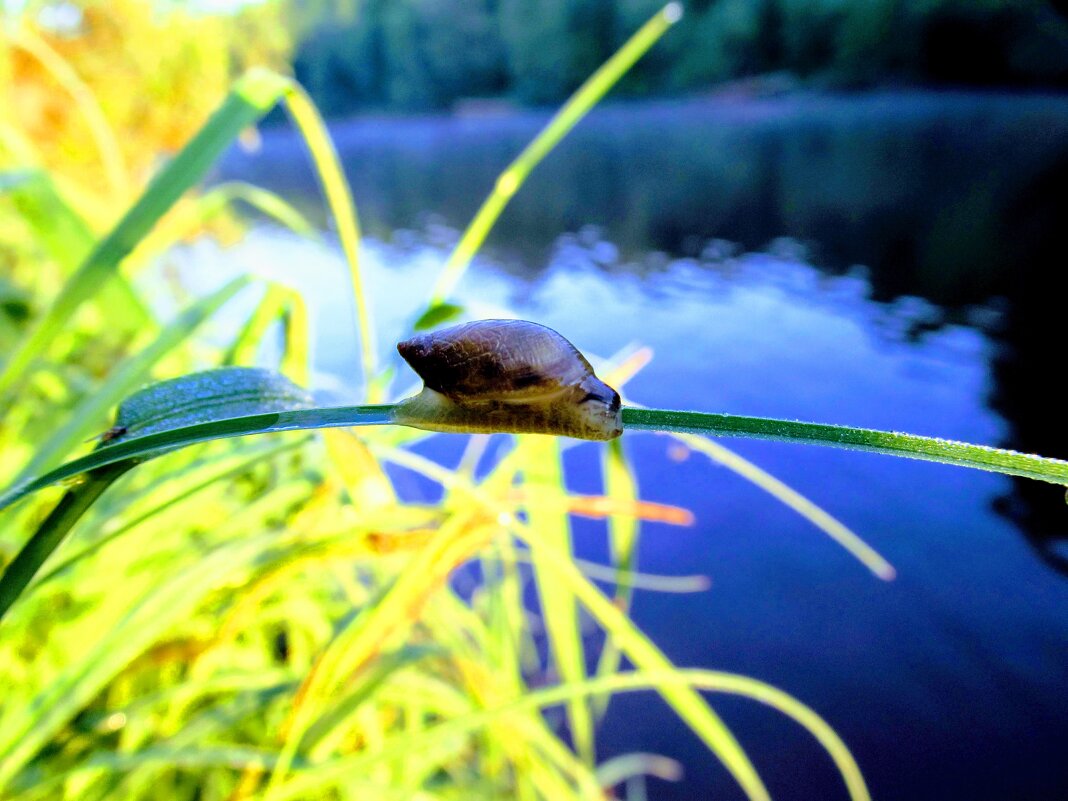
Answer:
[393, 319, 623, 441]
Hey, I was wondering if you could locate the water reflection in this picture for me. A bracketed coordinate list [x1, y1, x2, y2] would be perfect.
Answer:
[210, 90, 1068, 799]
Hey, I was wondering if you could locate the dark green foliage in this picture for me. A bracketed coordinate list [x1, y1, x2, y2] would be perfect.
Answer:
[288, 0, 1068, 116]
[292, 0, 508, 112]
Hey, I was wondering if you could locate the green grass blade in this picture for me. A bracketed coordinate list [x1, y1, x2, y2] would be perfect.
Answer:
[423, 3, 683, 312]
[6, 402, 1066, 515]
[196, 181, 317, 237]
[522, 438, 594, 766]
[621, 407, 1068, 485]
[14, 277, 247, 481]
[0, 462, 131, 625]
[0, 68, 292, 399]
[224, 283, 293, 366]
[593, 437, 641, 718]
[0, 404, 395, 512]
[280, 82, 376, 391]
[675, 433, 896, 580]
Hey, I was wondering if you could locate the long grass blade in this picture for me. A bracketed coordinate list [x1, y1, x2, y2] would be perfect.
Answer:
[422, 3, 683, 313]
[622, 407, 1068, 485]
[225, 283, 293, 367]
[0, 404, 394, 512]
[279, 82, 375, 390]
[196, 181, 317, 237]
[0, 462, 131, 624]
[5, 404, 1067, 514]
[593, 437, 642, 717]
[676, 433, 896, 579]
[522, 438, 594, 765]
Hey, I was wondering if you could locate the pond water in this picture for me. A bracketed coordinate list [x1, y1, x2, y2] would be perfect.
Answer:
[207, 90, 1068, 800]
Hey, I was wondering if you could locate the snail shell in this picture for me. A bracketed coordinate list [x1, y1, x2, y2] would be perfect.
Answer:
[392, 319, 623, 441]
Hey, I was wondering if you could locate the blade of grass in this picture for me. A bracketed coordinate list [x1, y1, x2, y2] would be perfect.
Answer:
[676, 432, 896, 580]
[0, 67, 292, 400]
[279, 82, 375, 392]
[0, 404, 394, 512]
[0, 462, 132, 625]
[521, 437, 595, 766]
[5, 405, 1066, 515]
[196, 181, 317, 238]
[593, 437, 642, 718]
[621, 407, 1068, 485]
[224, 283, 293, 367]
[281, 288, 310, 385]
[421, 3, 683, 314]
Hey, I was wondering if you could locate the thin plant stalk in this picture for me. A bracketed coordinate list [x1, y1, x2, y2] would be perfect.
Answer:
[279, 82, 376, 391]
[426, 3, 684, 307]
[0, 462, 132, 623]
[3, 405, 1065, 515]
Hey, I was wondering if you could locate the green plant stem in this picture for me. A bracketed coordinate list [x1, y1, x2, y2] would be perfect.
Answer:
[622, 407, 1068, 485]
[3, 404, 1066, 517]
[0, 406, 395, 512]
[0, 462, 132, 624]
[426, 3, 682, 307]
[2, 402, 1065, 626]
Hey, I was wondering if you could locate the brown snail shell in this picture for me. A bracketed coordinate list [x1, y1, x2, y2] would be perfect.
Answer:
[392, 319, 623, 441]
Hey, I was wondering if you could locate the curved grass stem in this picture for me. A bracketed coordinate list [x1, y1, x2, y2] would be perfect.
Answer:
[622, 407, 1068, 486]
[3, 404, 1066, 518]
[0, 462, 132, 623]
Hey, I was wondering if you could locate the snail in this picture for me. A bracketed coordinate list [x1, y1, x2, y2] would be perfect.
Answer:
[392, 319, 623, 441]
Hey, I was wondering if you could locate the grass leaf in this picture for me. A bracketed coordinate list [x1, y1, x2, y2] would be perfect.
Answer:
[425, 3, 683, 307]
[522, 437, 595, 765]
[621, 407, 1068, 485]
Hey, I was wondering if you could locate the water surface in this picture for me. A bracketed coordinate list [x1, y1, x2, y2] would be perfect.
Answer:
[208, 90, 1068, 800]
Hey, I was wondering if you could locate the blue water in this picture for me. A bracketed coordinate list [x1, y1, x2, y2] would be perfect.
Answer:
[201, 91, 1068, 800]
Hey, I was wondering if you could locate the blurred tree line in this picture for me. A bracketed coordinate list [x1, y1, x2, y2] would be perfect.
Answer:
[286, 0, 1068, 115]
